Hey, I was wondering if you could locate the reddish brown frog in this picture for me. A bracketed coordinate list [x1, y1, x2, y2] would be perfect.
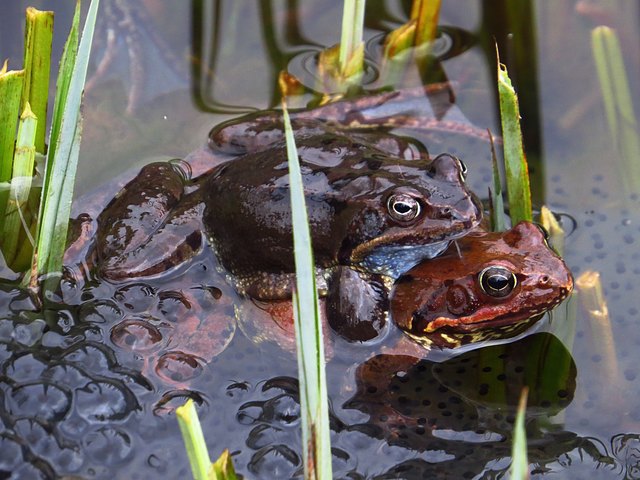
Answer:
[390, 221, 574, 349]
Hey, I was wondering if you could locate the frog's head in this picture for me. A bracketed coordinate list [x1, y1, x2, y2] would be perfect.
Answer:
[344, 153, 482, 278]
[390, 221, 574, 348]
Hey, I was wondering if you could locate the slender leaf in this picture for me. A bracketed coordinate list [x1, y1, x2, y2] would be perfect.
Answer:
[21, 8, 53, 154]
[46, 0, 80, 184]
[412, 0, 441, 46]
[488, 130, 506, 232]
[211, 450, 238, 480]
[3, 104, 37, 268]
[0, 64, 24, 216]
[317, 0, 365, 92]
[339, 0, 366, 70]
[176, 399, 212, 480]
[591, 26, 640, 194]
[33, 0, 99, 281]
[510, 387, 530, 480]
[281, 78, 332, 480]
[497, 50, 532, 224]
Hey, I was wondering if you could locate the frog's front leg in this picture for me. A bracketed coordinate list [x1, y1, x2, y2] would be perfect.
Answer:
[326, 267, 390, 342]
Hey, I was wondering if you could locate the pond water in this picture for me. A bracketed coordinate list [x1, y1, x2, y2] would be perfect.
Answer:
[0, 1, 639, 479]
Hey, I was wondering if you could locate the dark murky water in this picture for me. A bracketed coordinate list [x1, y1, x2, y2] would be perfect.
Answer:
[0, 1, 639, 478]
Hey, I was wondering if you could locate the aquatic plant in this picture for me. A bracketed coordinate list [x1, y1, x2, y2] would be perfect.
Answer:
[281, 72, 333, 480]
[0, 1, 99, 289]
[497, 50, 533, 226]
[177, 399, 238, 480]
[317, 0, 366, 92]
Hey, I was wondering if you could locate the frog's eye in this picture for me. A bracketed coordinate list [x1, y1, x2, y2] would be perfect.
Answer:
[478, 266, 517, 297]
[387, 193, 421, 222]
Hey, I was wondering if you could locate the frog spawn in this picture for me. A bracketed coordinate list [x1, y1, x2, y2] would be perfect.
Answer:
[108, 281, 236, 389]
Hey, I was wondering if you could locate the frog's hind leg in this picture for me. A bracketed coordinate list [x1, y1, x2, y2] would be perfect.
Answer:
[91, 161, 205, 281]
[99, 194, 206, 281]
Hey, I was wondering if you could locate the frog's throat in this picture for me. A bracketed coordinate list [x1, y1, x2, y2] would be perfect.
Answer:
[349, 221, 478, 279]
[358, 241, 451, 279]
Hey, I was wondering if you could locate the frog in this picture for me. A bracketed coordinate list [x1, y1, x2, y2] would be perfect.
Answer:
[390, 221, 574, 349]
[86, 85, 487, 342]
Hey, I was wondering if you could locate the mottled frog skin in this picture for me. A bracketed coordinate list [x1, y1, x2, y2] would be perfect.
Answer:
[88, 86, 485, 342]
[391, 222, 574, 348]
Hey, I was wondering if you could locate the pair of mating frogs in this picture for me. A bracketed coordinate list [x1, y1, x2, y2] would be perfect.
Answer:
[75, 86, 573, 362]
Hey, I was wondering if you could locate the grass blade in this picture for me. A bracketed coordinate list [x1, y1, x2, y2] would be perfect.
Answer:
[0, 64, 24, 217]
[488, 131, 506, 232]
[339, 0, 365, 71]
[176, 399, 238, 480]
[591, 26, 640, 194]
[317, 0, 365, 92]
[21, 8, 53, 154]
[411, 0, 441, 46]
[510, 387, 530, 480]
[211, 450, 238, 480]
[497, 49, 532, 225]
[32, 0, 99, 282]
[2, 104, 37, 269]
[45, 0, 80, 184]
[280, 72, 332, 480]
[176, 399, 212, 480]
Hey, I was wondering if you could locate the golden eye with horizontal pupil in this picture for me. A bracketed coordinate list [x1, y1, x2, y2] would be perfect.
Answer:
[387, 193, 421, 222]
[478, 266, 517, 297]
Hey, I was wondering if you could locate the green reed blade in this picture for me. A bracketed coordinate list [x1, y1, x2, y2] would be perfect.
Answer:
[281, 80, 332, 480]
[497, 52, 532, 224]
[21, 8, 53, 155]
[176, 399, 238, 480]
[210, 450, 238, 480]
[411, 0, 441, 46]
[2, 103, 37, 269]
[0, 64, 24, 218]
[45, 0, 80, 189]
[591, 26, 640, 194]
[510, 387, 530, 480]
[317, 0, 365, 92]
[489, 131, 506, 232]
[176, 399, 212, 480]
[339, 0, 365, 70]
[32, 0, 99, 282]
